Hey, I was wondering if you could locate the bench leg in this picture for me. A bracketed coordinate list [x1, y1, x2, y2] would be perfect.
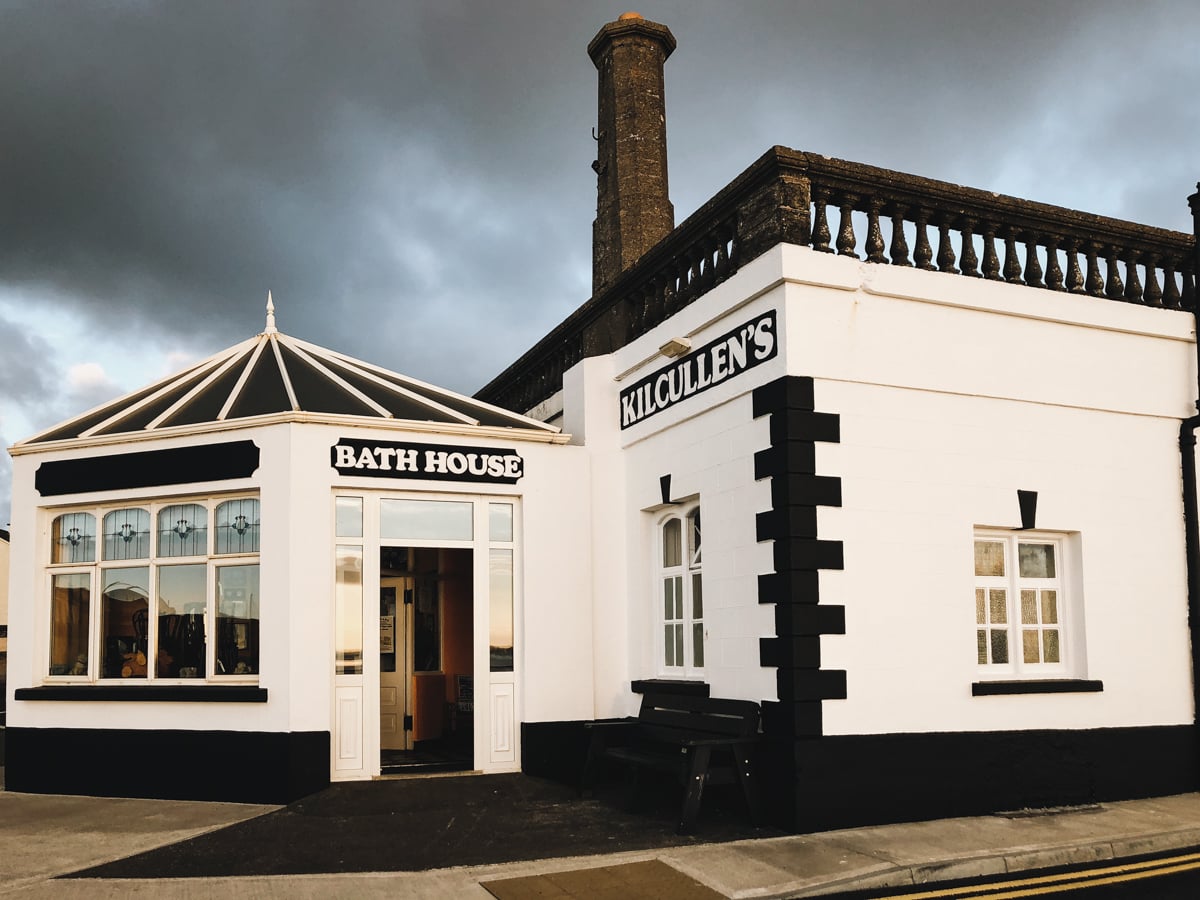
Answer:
[580, 732, 603, 797]
[678, 745, 712, 834]
[734, 743, 764, 827]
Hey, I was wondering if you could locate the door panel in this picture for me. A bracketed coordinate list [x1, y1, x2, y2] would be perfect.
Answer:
[379, 578, 410, 750]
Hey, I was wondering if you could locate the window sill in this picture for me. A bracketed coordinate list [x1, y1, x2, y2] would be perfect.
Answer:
[15, 685, 268, 702]
[631, 678, 709, 698]
[972, 679, 1103, 696]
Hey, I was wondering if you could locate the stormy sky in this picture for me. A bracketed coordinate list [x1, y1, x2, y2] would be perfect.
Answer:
[2, 0, 1198, 525]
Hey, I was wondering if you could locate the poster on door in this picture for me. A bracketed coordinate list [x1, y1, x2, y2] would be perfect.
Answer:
[380, 615, 395, 654]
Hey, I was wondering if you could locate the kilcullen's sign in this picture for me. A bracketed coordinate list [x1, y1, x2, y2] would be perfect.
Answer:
[332, 439, 524, 484]
[620, 310, 778, 429]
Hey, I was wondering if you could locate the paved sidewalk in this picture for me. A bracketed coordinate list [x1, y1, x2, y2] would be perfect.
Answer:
[3, 779, 1200, 898]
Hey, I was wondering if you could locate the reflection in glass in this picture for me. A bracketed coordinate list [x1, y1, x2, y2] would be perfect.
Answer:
[976, 629, 988, 664]
[336, 546, 363, 674]
[662, 518, 682, 568]
[1018, 543, 1056, 578]
[687, 508, 701, 566]
[158, 503, 208, 557]
[336, 497, 363, 538]
[50, 573, 91, 675]
[381, 498, 472, 541]
[157, 564, 207, 678]
[52, 512, 96, 564]
[103, 508, 152, 561]
[216, 565, 259, 676]
[990, 630, 1009, 664]
[489, 503, 514, 542]
[215, 498, 261, 554]
[988, 589, 1007, 624]
[1023, 629, 1040, 664]
[975, 588, 986, 624]
[693, 623, 704, 667]
[974, 541, 1005, 577]
[1043, 630, 1061, 663]
[1021, 590, 1037, 624]
[1041, 590, 1058, 624]
[101, 566, 150, 678]
[490, 548, 514, 672]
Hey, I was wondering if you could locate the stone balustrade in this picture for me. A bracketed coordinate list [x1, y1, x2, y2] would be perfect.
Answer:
[476, 148, 1197, 415]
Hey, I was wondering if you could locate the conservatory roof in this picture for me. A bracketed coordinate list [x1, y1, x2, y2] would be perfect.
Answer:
[19, 295, 559, 446]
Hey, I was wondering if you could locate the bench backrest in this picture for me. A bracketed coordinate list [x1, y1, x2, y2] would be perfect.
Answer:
[637, 693, 760, 738]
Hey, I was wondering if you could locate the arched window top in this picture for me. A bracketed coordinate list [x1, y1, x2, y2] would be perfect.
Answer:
[158, 503, 208, 557]
[102, 507, 151, 561]
[215, 498, 260, 555]
[662, 517, 682, 568]
[687, 507, 701, 568]
[51, 511, 96, 564]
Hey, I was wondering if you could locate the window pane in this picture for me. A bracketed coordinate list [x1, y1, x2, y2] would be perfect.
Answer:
[663, 578, 674, 620]
[1041, 590, 1058, 625]
[674, 624, 684, 667]
[1043, 629, 1061, 663]
[335, 546, 363, 675]
[1022, 629, 1041, 664]
[50, 573, 90, 675]
[1020, 590, 1037, 624]
[688, 508, 701, 567]
[489, 503, 514, 542]
[672, 576, 683, 618]
[974, 541, 1005, 577]
[102, 508, 151, 561]
[158, 503, 208, 557]
[692, 573, 703, 619]
[1019, 543, 1056, 578]
[990, 630, 1009, 664]
[975, 588, 985, 624]
[662, 518, 682, 568]
[215, 498, 261, 554]
[381, 498, 472, 541]
[52, 512, 96, 564]
[335, 497, 363, 538]
[692, 623, 704, 667]
[664, 625, 676, 667]
[100, 566, 150, 679]
[490, 549, 513, 672]
[988, 589, 1007, 624]
[976, 629, 988, 664]
[158, 564, 207, 678]
[216, 565, 259, 676]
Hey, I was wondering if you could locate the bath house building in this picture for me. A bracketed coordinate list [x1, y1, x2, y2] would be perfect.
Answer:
[5, 14, 1200, 832]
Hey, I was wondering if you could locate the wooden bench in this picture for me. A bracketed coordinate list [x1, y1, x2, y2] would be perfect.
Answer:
[581, 692, 763, 834]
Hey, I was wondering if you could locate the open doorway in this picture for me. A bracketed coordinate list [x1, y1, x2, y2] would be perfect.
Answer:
[379, 546, 474, 774]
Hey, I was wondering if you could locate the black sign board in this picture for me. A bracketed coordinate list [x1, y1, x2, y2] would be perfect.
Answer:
[35, 441, 260, 497]
[619, 310, 778, 429]
[332, 438, 524, 484]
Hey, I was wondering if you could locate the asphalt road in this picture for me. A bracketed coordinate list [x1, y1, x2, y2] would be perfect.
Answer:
[822, 847, 1200, 899]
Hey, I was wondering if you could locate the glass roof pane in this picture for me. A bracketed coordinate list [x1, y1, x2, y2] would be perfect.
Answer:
[163, 358, 249, 427]
[321, 358, 456, 422]
[227, 345, 293, 419]
[368, 368, 533, 428]
[93, 367, 215, 435]
[278, 345, 377, 417]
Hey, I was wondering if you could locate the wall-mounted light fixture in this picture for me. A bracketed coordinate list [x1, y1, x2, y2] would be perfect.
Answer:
[659, 337, 691, 358]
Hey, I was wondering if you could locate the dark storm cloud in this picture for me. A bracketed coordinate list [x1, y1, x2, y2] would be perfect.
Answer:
[1, 0, 1197, 398]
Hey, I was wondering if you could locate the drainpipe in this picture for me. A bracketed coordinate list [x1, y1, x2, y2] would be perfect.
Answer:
[1184, 183, 1200, 729]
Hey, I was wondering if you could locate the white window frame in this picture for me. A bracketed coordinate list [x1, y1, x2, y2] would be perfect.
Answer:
[974, 529, 1079, 680]
[43, 493, 261, 684]
[657, 501, 704, 677]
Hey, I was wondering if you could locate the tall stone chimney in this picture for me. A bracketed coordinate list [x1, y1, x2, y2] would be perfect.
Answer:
[588, 12, 676, 297]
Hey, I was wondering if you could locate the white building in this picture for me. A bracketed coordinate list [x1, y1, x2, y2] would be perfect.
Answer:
[4, 14, 1199, 831]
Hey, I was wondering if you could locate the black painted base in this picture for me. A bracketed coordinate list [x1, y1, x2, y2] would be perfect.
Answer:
[762, 724, 1200, 832]
[522, 720, 595, 786]
[5, 727, 329, 804]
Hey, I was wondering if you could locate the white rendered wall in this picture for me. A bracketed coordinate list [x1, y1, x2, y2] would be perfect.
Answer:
[777, 245, 1197, 735]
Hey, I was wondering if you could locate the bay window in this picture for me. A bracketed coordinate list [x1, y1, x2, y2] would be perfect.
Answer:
[46, 495, 260, 682]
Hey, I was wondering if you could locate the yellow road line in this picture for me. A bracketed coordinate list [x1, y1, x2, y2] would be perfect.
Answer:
[964, 858, 1200, 898]
[869, 850, 1200, 899]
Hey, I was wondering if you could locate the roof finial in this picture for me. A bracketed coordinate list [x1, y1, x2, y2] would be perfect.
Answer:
[264, 291, 278, 334]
